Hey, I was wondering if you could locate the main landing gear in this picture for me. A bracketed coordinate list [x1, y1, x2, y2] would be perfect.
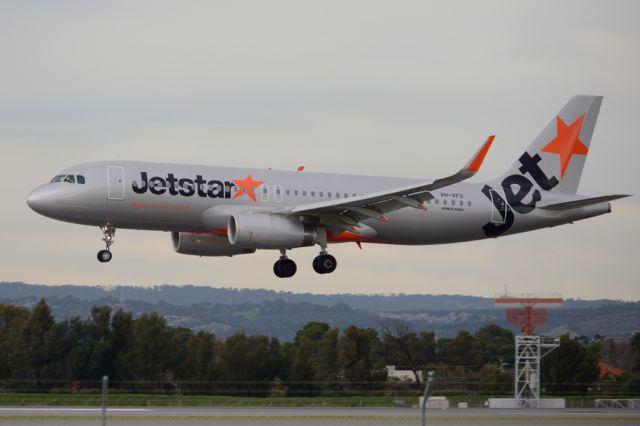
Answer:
[312, 229, 337, 274]
[312, 252, 337, 274]
[272, 231, 338, 277]
[272, 251, 337, 278]
[274, 250, 297, 278]
[97, 224, 115, 263]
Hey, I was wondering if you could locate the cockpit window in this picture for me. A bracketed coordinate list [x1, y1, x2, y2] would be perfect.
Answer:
[50, 174, 84, 184]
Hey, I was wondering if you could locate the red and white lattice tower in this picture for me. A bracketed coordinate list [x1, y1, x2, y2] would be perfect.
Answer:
[495, 294, 563, 408]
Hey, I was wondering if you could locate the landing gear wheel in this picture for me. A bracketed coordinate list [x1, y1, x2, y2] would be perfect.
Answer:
[312, 256, 324, 274]
[313, 254, 337, 274]
[273, 261, 283, 278]
[281, 258, 297, 277]
[274, 258, 297, 278]
[97, 250, 112, 263]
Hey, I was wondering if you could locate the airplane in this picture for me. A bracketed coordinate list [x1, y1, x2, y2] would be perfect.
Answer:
[26, 95, 629, 278]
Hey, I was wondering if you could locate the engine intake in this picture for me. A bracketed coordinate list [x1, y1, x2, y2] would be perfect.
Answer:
[172, 232, 255, 257]
[228, 213, 317, 249]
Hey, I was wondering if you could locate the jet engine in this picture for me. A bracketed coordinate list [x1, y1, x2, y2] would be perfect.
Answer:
[172, 232, 255, 257]
[228, 212, 317, 249]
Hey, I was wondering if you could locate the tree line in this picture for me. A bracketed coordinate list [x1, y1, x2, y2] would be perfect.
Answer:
[0, 299, 638, 396]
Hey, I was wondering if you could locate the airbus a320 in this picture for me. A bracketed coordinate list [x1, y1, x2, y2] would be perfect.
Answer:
[27, 95, 629, 278]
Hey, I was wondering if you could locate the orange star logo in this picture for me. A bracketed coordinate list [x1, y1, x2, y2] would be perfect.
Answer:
[232, 174, 263, 202]
[541, 114, 588, 178]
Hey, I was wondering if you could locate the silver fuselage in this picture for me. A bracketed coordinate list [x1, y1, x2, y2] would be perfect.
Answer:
[26, 160, 610, 246]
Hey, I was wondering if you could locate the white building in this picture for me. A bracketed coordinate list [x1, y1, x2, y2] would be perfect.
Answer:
[386, 365, 422, 382]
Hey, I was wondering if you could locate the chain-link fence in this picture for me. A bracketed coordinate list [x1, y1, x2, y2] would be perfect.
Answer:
[2, 375, 637, 398]
[1, 377, 639, 425]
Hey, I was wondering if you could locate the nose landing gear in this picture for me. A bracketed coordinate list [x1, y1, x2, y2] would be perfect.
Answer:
[97, 224, 115, 263]
[274, 249, 297, 278]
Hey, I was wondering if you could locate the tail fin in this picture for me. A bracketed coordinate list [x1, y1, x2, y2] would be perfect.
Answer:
[499, 95, 603, 194]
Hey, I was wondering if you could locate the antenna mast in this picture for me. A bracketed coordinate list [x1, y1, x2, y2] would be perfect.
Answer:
[495, 294, 563, 408]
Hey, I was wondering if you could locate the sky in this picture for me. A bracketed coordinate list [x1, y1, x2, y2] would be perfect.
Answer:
[0, 1, 638, 300]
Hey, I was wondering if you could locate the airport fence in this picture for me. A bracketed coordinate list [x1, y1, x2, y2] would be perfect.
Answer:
[0, 377, 638, 406]
[1, 377, 640, 426]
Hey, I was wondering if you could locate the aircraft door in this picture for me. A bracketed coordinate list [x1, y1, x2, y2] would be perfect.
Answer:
[489, 188, 507, 224]
[107, 166, 125, 200]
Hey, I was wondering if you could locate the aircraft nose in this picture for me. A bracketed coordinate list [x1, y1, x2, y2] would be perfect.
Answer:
[26, 186, 58, 214]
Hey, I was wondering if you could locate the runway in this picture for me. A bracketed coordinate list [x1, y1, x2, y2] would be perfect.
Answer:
[1, 406, 639, 425]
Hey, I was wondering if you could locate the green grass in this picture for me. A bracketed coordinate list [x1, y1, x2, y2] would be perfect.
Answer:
[0, 392, 627, 408]
[0, 393, 418, 407]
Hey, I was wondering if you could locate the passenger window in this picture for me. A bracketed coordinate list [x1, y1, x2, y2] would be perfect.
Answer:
[64, 175, 75, 184]
[319, 191, 323, 197]
[435, 199, 439, 205]
[468, 201, 472, 207]
[344, 193, 348, 198]
[76, 175, 85, 184]
[261, 184, 270, 202]
[311, 191, 315, 197]
[274, 185, 283, 202]
[285, 189, 290, 196]
[328, 192, 332, 198]
[443, 199, 447, 205]
[302, 190, 307, 196]
[294, 190, 299, 196]
[336, 193, 340, 198]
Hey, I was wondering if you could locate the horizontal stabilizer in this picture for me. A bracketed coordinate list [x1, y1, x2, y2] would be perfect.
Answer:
[538, 194, 631, 211]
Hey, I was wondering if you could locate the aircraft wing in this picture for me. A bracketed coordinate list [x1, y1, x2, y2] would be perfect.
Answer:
[285, 136, 494, 226]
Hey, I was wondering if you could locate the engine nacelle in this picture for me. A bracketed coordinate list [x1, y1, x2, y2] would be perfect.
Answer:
[228, 213, 317, 249]
[172, 232, 255, 257]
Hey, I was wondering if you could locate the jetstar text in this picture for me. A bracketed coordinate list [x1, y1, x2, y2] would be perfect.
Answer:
[481, 152, 559, 238]
[132, 172, 237, 198]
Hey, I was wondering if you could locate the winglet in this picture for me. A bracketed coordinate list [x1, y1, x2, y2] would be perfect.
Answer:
[464, 135, 495, 173]
[427, 135, 495, 190]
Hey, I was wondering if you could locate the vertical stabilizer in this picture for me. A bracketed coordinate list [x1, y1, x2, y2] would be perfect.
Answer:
[500, 95, 602, 194]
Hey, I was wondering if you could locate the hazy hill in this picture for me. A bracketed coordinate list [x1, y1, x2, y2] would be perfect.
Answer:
[0, 282, 628, 310]
[1, 282, 638, 340]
